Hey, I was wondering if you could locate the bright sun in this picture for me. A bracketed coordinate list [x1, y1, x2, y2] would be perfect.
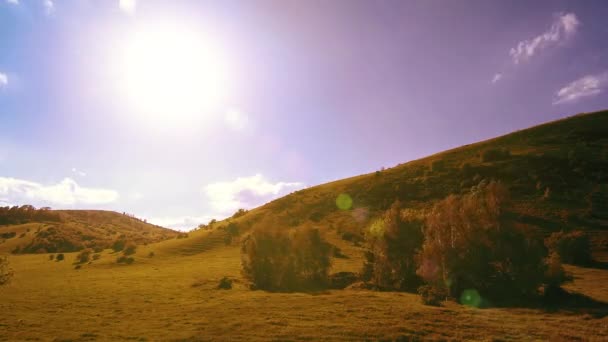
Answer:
[118, 23, 230, 122]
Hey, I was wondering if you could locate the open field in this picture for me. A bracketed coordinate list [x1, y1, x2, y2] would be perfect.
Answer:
[1, 229, 607, 341]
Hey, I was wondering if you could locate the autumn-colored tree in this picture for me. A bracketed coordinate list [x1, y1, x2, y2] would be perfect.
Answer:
[417, 180, 553, 301]
[363, 200, 424, 291]
[241, 227, 331, 291]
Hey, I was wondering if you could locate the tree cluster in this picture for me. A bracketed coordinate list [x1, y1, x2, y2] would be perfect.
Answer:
[241, 227, 331, 291]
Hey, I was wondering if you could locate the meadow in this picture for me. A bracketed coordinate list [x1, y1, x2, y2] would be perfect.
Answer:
[1, 227, 607, 341]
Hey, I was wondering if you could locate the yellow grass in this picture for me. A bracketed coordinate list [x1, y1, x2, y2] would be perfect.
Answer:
[1, 229, 607, 341]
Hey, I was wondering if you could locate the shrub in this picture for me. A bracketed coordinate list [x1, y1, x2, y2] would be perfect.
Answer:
[0, 256, 14, 286]
[241, 227, 331, 291]
[148, 251, 155, 257]
[112, 239, 126, 252]
[363, 200, 424, 291]
[116, 256, 134, 264]
[217, 276, 233, 289]
[431, 160, 446, 172]
[56, 253, 65, 261]
[545, 231, 592, 265]
[418, 285, 446, 306]
[232, 208, 248, 219]
[123, 242, 137, 256]
[224, 222, 240, 245]
[49, 254, 55, 261]
[416, 180, 554, 301]
[92, 253, 101, 261]
[328, 272, 358, 289]
[76, 248, 93, 264]
[481, 148, 510, 162]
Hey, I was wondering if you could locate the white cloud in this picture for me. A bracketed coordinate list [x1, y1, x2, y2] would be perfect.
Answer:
[510, 13, 579, 64]
[119, 0, 136, 14]
[0, 177, 119, 207]
[148, 215, 214, 231]
[43, 0, 54, 15]
[203, 174, 304, 214]
[491, 73, 503, 84]
[0, 72, 8, 88]
[71, 168, 87, 177]
[5, 0, 19, 5]
[553, 72, 608, 105]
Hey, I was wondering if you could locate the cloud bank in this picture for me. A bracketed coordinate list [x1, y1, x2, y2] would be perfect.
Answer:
[203, 174, 304, 215]
[0, 177, 119, 207]
[510, 13, 579, 64]
[553, 72, 608, 105]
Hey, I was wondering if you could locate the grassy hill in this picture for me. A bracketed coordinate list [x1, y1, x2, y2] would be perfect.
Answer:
[228, 110, 608, 251]
[1, 110, 608, 341]
[0, 209, 179, 254]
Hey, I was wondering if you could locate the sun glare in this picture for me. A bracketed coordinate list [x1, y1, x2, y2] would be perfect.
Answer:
[118, 23, 230, 123]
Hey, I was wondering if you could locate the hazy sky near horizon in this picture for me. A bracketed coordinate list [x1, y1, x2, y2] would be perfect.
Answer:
[1, 0, 608, 230]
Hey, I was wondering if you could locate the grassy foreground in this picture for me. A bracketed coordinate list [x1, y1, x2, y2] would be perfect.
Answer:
[1, 229, 607, 341]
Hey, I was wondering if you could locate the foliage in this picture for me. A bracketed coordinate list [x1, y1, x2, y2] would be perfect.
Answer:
[56, 253, 64, 261]
[0, 205, 61, 225]
[416, 181, 555, 301]
[481, 148, 510, 162]
[232, 209, 248, 219]
[0, 256, 14, 286]
[112, 239, 126, 252]
[363, 200, 424, 291]
[76, 248, 93, 264]
[217, 276, 233, 290]
[545, 230, 592, 266]
[116, 256, 134, 264]
[241, 227, 331, 291]
[417, 285, 446, 306]
[123, 242, 137, 256]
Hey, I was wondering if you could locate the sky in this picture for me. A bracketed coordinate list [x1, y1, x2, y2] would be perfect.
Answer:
[1, 0, 608, 230]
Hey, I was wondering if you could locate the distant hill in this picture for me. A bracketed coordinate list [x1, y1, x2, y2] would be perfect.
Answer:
[0, 208, 179, 254]
[227, 110, 608, 250]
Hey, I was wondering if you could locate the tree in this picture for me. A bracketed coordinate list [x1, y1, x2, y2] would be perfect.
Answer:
[363, 200, 424, 291]
[0, 256, 14, 286]
[241, 227, 331, 291]
[417, 180, 553, 302]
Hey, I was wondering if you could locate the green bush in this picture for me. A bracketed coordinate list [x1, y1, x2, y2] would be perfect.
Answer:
[217, 276, 233, 290]
[56, 253, 64, 261]
[123, 242, 137, 256]
[111, 239, 126, 252]
[76, 248, 93, 264]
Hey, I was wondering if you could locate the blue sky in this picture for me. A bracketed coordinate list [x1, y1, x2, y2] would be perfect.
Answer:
[1, 0, 608, 230]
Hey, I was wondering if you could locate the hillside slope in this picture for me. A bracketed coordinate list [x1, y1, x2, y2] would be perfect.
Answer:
[0, 209, 179, 254]
[229, 110, 608, 249]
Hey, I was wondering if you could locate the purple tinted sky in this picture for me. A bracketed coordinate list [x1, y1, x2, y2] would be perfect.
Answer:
[1, 0, 608, 230]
